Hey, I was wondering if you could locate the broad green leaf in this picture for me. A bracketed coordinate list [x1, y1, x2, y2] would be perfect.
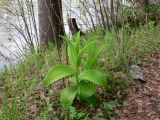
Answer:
[76, 40, 97, 66]
[75, 31, 81, 53]
[60, 86, 78, 109]
[68, 42, 77, 69]
[60, 35, 77, 68]
[45, 65, 74, 85]
[85, 95, 96, 106]
[79, 81, 96, 99]
[79, 40, 97, 57]
[87, 41, 96, 56]
[69, 76, 77, 84]
[78, 70, 107, 87]
[85, 44, 105, 69]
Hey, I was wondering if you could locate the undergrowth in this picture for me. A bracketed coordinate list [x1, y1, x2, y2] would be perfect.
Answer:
[0, 23, 159, 119]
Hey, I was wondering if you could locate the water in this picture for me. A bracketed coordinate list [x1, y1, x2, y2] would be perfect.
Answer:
[0, 0, 97, 70]
[0, 0, 39, 70]
[0, 1, 17, 69]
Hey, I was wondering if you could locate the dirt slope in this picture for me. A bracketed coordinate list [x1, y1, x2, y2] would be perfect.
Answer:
[120, 52, 160, 120]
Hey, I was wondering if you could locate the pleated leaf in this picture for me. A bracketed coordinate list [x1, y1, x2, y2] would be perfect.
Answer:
[45, 65, 74, 85]
[60, 86, 78, 109]
[75, 31, 81, 53]
[77, 40, 97, 67]
[79, 81, 96, 99]
[78, 70, 107, 87]
[68, 43, 78, 69]
[85, 44, 105, 69]
[60, 35, 77, 69]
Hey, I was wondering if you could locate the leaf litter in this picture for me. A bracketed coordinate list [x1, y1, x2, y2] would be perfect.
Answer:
[119, 50, 160, 120]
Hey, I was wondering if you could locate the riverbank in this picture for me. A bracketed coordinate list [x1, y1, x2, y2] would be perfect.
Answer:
[0, 0, 92, 70]
[119, 49, 160, 120]
[0, 23, 160, 119]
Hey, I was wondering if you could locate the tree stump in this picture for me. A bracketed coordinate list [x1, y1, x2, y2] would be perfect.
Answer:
[67, 18, 84, 36]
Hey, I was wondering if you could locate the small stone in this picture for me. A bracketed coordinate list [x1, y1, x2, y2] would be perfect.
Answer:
[98, 88, 103, 95]
[150, 115, 156, 120]
[123, 109, 128, 114]
[147, 112, 153, 117]
[97, 108, 102, 112]
[129, 65, 147, 83]
[154, 118, 160, 120]
[146, 102, 152, 106]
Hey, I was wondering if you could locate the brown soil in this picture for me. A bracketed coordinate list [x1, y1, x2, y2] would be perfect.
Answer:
[119, 52, 160, 120]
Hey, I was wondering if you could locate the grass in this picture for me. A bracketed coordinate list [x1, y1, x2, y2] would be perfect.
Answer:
[0, 23, 160, 119]
[85, 22, 160, 70]
[0, 44, 60, 119]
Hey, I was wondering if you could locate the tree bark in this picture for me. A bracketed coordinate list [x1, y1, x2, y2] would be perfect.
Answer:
[110, 0, 114, 27]
[38, 0, 64, 48]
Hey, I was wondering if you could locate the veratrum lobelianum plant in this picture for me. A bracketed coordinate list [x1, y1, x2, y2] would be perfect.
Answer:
[44, 32, 107, 109]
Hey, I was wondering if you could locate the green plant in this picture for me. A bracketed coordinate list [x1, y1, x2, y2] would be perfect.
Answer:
[67, 106, 86, 120]
[102, 101, 118, 118]
[93, 112, 104, 120]
[68, 106, 77, 119]
[44, 32, 107, 109]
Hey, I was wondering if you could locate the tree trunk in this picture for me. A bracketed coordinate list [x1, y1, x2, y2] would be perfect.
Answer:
[38, 0, 64, 48]
[110, 0, 114, 27]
